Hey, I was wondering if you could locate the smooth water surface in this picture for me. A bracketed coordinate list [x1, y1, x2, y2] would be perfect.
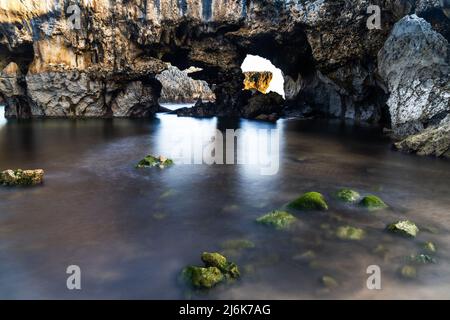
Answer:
[1, 110, 450, 299]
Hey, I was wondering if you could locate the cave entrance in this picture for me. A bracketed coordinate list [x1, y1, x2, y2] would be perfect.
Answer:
[240, 54, 285, 99]
[156, 64, 216, 111]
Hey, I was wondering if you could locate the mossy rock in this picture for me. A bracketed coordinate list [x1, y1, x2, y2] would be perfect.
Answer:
[387, 220, 419, 238]
[288, 192, 328, 211]
[1, 169, 44, 186]
[136, 155, 174, 169]
[256, 210, 296, 230]
[181, 252, 240, 289]
[336, 189, 361, 203]
[201, 252, 240, 279]
[321, 276, 339, 289]
[182, 266, 224, 289]
[360, 195, 388, 211]
[336, 226, 365, 240]
[400, 265, 417, 279]
[423, 241, 436, 253]
[409, 254, 436, 265]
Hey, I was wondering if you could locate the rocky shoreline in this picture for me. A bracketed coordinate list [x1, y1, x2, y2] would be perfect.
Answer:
[0, 0, 449, 157]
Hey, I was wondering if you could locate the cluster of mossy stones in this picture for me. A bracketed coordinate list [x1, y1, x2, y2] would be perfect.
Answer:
[0, 169, 44, 186]
[136, 155, 174, 169]
[255, 189, 437, 283]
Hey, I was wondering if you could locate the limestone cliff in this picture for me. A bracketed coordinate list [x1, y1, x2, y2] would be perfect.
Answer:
[0, 0, 449, 157]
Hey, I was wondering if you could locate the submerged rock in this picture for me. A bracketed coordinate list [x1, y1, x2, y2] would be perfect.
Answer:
[409, 253, 436, 264]
[201, 252, 240, 279]
[136, 155, 173, 169]
[321, 276, 339, 289]
[288, 192, 328, 211]
[400, 265, 417, 279]
[181, 266, 224, 289]
[220, 239, 255, 251]
[387, 220, 419, 237]
[336, 189, 361, 203]
[0, 169, 44, 186]
[256, 210, 297, 230]
[423, 241, 437, 253]
[182, 252, 240, 289]
[336, 226, 365, 240]
[360, 195, 388, 211]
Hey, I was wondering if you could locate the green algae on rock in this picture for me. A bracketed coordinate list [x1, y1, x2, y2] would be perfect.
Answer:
[288, 192, 328, 211]
[336, 226, 365, 240]
[360, 195, 387, 210]
[321, 276, 339, 289]
[0, 169, 44, 186]
[182, 252, 240, 289]
[181, 266, 224, 289]
[336, 189, 361, 203]
[423, 241, 436, 253]
[256, 210, 296, 230]
[409, 254, 436, 264]
[400, 265, 417, 279]
[136, 155, 174, 169]
[387, 220, 419, 237]
[201, 252, 240, 279]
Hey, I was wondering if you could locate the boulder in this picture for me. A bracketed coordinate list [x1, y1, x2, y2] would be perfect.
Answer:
[378, 15, 450, 156]
[360, 195, 388, 211]
[387, 220, 419, 237]
[0, 169, 44, 186]
[336, 189, 361, 203]
[256, 210, 297, 230]
[288, 192, 328, 211]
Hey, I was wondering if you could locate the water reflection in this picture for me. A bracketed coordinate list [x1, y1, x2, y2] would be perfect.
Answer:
[0, 105, 6, 127]
[0, 116, 450, 299]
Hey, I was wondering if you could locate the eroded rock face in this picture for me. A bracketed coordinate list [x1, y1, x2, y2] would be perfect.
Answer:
[0, 0, 448, 158]
[156, 65, 215, 103]
[243, 72, 273, 94]
[378, 14, 450, 156]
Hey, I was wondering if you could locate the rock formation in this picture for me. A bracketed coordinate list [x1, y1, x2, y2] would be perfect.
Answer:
[156, 65, 215, 103]
[243, 72, 273, 94]
[0, 0, 449, 157]
[378, 15, 450, 157]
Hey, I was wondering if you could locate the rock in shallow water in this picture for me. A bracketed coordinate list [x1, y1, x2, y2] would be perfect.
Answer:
[336, 189, 361, 203]
[136, 155, 173, 169]
[336, 226, 365, 241]
[256, 210, 297, 230]
[0, 169, 44, 186]
[387, 220, 419, 237]
[288, 192, 328, 211]
[182, 252, 240, 289]
[360, 195, 388, 211]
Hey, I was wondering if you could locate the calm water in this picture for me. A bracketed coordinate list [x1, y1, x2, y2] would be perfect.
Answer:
[1, 107, 450, 299]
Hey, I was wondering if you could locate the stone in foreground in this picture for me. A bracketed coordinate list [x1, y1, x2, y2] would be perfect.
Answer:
[400, 265, 417, 279]
[360, 195, 388, 211]
[136, 155, 174, 169]
[0, 169, 44, 186]
[256, 210, 296, 230]
[336, 226, 365, 240]
[336, 189, 360, 203]
[288, 192, 328, 211]
[181, 266, 224, 289]
[321, 276, 339, 289]
[182, 252, 240, 289]
[387, 220, 419, 238]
